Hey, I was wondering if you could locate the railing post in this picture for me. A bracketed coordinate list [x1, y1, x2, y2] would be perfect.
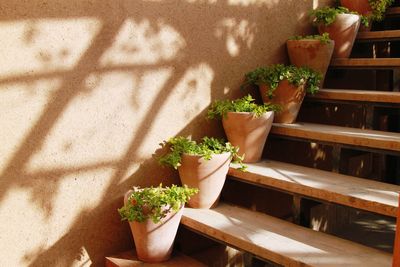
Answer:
[393, 192, 400, 267]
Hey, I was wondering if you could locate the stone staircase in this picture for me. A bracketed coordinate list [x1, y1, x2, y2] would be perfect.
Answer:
[179, 6, 400, 267]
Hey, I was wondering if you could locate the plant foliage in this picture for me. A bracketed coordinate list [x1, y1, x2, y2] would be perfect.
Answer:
[118, 184, 198, 223]
[242, 64, 322, 99]
[365, 0, 394, 21]
[207, 94, 281, 119]
[289, 32, 332, 44]
[159, 136, 246, 171]
[310, 6, 369, 26]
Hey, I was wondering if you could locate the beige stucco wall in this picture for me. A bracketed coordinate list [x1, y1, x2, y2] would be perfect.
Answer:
[0, 0, 331, 266]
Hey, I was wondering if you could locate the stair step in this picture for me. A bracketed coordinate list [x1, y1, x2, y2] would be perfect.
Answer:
[330, 58, 400, 69]
[387, 7, 400, 17]
[229, 160, 399, 217]
[105, 250, 206, 267]
[181, 203, 392, 267]
[308, 89, 400, 103]
[357, 29, 400, 42]
[271, 122, 400, 152]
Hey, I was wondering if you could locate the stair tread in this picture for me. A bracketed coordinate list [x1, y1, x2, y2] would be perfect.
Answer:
[181, 203, 392, 267]
[308, 89, 400, 103]
[357, 29, 400, 42]
[271, 122, 400, 152]
[330, 58, 400, 69]
[105, 250, 206, 267]
[387, 7, 400, 16]
[229, 160, 399, 217]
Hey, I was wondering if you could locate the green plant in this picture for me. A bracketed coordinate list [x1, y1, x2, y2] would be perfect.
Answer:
[207, 94, 281, 119]
[289, 32, 332, 44]
[159, 136, 246, 171]
[242, 64, 322, 99]
[118, 184, 198, 223]
[310, 6, 369, 27]
[365, 0, 394, 21]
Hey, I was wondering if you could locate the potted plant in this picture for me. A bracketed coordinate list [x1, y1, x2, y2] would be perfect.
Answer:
[340, 0, 394, 24]
[242, 64, 321, 124]
[207, 94, 280, 163]
[159, 136, 245, 209]
[118, 184, 198, 263]
[286, 33, 334, 86]
[310, 6, 368, 58]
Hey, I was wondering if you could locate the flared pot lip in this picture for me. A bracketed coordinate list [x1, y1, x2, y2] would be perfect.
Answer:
[287, 39, 334, 45]
[335, 13, 360, 19]
[224, 111, 274, 116]
[318, 13, 360, 29]
[259, 79, 306, 90]
[181, 151, 231, 158]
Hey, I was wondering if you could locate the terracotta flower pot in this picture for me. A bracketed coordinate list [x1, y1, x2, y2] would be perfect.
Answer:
[286, 39, 334, 86]
[178, 152, 230, 209]
[341, 0, 372, 31]
[259, 80, 306, 124]
[222, 111, 274, 163]
[123, 191, 184, 263]
[341, 0, 372, 15]
[318, 13, 361, 58]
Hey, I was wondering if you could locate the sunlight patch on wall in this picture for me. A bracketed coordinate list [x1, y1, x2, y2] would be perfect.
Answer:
[185, 0, 217, 4]
[313, 0, 333, 9]
[25, 71, 152, 172]
[0, 188, 49, 266]
[139, 63, 214, 146]
[0, 79, 62, 174]
[0, 18, 101, 80]
[128, 67, 175, 112]
[215, 18, 255, 57]
[48, 168, 114, 237]
[100, 19, 186, 66]
[0, 169, 110, 266]
[227, 0, 278, 7]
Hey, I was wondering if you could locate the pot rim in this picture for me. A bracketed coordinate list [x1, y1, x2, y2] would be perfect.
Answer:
[335, 13, 361, 19]
[181, 151, 231, 157]
[225, 111, 274, 115]
[287, 39, 334, 44]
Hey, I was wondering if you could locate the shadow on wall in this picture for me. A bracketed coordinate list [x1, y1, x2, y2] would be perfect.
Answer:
[0, 0, 315, 266]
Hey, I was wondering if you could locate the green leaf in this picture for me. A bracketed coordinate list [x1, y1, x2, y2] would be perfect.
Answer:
[118, 184, 199, 223]
[289, 33, 332, 44]
[158, 136, 247, 171]
[242, 64, 322, 98]
[309, 6, 369, 27]
[207, 94, 281, 120]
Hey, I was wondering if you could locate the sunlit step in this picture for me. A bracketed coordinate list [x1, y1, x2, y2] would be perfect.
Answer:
[357, 29, 400, 42]
[229, 160, 400, 217]
[308, 89, 400, 104]
[182, 203, 392, 267]
[271, 122, 400, 152]
[330, 58, 400, 69]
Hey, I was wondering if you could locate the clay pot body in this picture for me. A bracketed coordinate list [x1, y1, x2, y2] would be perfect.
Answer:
[286, 39, 334, 86]
[341, 0, 372, 15]
[318, 14, 361, 58]
[178, 153, 230, 209]
[259, 80, 306, 124]
[123, 191, 184, 263]
[222, 112, 274, 163]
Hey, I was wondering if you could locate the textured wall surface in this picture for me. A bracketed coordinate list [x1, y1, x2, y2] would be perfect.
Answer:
[0, 0, 326, 266]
